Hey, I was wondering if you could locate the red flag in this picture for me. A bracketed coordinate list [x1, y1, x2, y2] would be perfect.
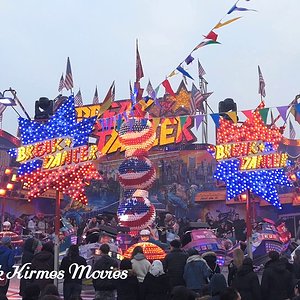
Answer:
[162, 79, 176, 98]
[204, 31, 218, 41]
[136, 40, 144, 82]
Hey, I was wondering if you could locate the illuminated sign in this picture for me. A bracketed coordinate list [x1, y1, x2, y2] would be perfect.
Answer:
[15, 137, 100, 170]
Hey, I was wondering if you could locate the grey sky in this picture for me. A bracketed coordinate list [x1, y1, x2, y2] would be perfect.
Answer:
[0, 0, 299, 141]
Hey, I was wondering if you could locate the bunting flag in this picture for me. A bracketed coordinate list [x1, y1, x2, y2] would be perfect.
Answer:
[154, 85, 160, 98]
[179, 116, 188, 130]
[146, 80, 155, 99]
[162, 79, 177, 98]
[198, 60, 206, 78]
[227, 111, 238, 123]
[136, 40, 144, 82]
[258, 65, 266, 97]
[129, 81, 135, 105]
[195, 115, 204, 130]
[64, 57, 74, 91]
[168, 70, 177, 78]
[93, 86, 99, 104]
[296, 103, 300, 114]
[277, 106, 289, 122]
[242, 109, 253, 122]
[228, 3, 257, 14]
[289, 120, 296, 139]
[185, 55, 194, 65]
[58, 73, 65, 92]
[74, 89, 83, 106]
[210, 114, 220, 128]
[204, 31, 218, 41]
[290, 102, 300, 124]
[193, 40, 220, 51]
[176, 66, 194, 80]
[259, 107, 269, 124]
[97, 81, 115, 118]
[213, 17, 242, 29]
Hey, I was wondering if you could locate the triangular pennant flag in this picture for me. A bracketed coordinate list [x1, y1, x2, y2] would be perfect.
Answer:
[242, 110, 253, 122]
[204, 31, 218, 41]
[193, 40, 221, 51]
[277, 106, 289, 122]
[296, 103, 300, 114]
[179, 116, 188, 129]
[213, 17, 242, 30]
[228, 3, 257, 14]
[176, 66, 194, 80]
[210, 114, 220, 128]
[154, 85, 160, 97]
[152, 118, 161, 130]
[185, 55, 194, 65]
[195, 115, 204, 130]
[162, 79, 177, 98]
[168, 70, 177, 78]
[226, 111, 238, 123]
[259, 108, 269, 124]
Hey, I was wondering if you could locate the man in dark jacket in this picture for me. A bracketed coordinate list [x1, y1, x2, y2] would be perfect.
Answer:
[93, 243, 118, 300]
[232, 257, 261, 300]
[0, 237, 15, 296]
[261, 252, 294, 300]
[163, 239, 188, 289]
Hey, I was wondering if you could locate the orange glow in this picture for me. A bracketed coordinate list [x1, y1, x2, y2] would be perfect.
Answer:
[4, 168, 12, 175]
[240, 193, 248, 201]
[6, 183, 14, 190]
[0, 189, 6, 196]
[123, 242, 166, 261]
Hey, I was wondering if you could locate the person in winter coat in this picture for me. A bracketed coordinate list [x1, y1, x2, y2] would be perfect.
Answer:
[30, 241, 54, 292]
[293, 249, 300, 280]
[227, 249, 244, 286]
[0, 237, 15, 296]
[293, 280, 300, 300]
[131, 246, 151, 283]
[261, 252, 294, 300]
[202, 252, 220, 279]
[209, 273, 227, 300]
[60, 244, 87, 300]
[231, 257, 261, 300]
[170, 286, 197, 300]
[163, 239, 188, 289]
[19, 238, 41, 296]
[93, 243, 118, 300]
[115, 259, 139, 300]
[143, 260, 170, 300]
[183, 248, 211, 295]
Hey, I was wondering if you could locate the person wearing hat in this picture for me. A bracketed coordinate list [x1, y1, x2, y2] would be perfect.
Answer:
[0, 237, 15, 296]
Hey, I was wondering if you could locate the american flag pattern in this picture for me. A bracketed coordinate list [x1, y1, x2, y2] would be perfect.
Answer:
[290, 119, 296, 139]
[64, 57, 73, 91]
[0, 103, 6, 124]
[74, 89, 83, 106]
[93, 86, 99, 104]
[198, 60, 206, 78]
[58, 73, 65, 92]
[258, 65, 266, 97]
[191, 84, 211, 114]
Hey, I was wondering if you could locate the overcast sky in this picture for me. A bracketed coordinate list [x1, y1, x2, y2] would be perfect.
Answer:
[0, 0, 299, 141]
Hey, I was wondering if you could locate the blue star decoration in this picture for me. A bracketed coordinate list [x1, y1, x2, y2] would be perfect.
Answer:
[214, 159, 292, 209]
[11, 95, 97, 175]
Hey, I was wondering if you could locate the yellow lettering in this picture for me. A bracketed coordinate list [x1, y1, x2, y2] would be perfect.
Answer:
[88, 145, 99, 160]
[16, 147, 28, 162]
[216, 145, 225, 160]
[160, 119, 175, 146]
[49, 153, 63, 169]
[52, 138, 64, 153]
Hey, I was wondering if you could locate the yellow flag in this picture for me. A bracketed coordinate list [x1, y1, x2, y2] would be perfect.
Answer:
[227, 111, 238, 123]
[213, 17, 242, 30]
[168, 70, 177, 78]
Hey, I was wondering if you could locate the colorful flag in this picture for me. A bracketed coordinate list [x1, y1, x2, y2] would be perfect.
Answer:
[185, 54, 194, 65]
[195, 115, 204, 130]
[204, 31, 218, 41]
[74, 89, 83, 106]
[210, 113, 220, 128]
[213, 17, 242, 30]
[129, 81, 135, 105]
[93, 86, 99, 104]
[193, 40, 220, 51]
[64, 57, 73, 91]
[228, 4, 257, 14]
[97, 81, 115, 117]
[191, 84, 204, 113]
[176, 66, 194, 80]
[198, 60, 206, 78]
[146, 80, 156, 99]
[277, 106, 289, 122]
[0, 104, 6, 124]
[258, 65, 266, 97]
[58, 73, 65, 92]
[136, 40, 144, 82]
[290, 119, 296, 139]
[162, 79, 177, 98]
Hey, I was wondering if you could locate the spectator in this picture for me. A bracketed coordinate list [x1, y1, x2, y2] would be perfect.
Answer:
[93, 244, 118, 300]
[41, 284, 59, 297]
[0, 237, 15, 296]
[232, 258, 261, 300]
[261, 252, 293, 300]
[30, 242, 54, 292]
[183, 248, 211, 295]
[131, 246, 151, 283]
[202, 252, 220, 278]
[294, 280, 300, 300]
[227, 249, 244, 286]
[143, 260, 170, 300]
[19, 238, 41, 296]
[294, 250, 300, 280]
[164, 239, 188, 289]
[209, 273, 227, 300]
[220, 287, 241, 300]
[233, 214, 246, 242]
[60, 245, 87, 300]
[115, 259, 139, 300]
[170, 286, 196, 300]
[27, 219, 36, 233]
[22, 283, 41, 300]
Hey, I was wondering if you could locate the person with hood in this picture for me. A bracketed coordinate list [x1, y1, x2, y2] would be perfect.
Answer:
[227, 249, 244, 286]
[209, 273, 227, 300]
[143, 260, 170, 300]
[115, 258, 139, 300]
[60, 244, 87, 300]
[231, 257, 261, 300]
[93, 243, 118, 300]
[202, 252, 220, 279]
[183, 248, 211, 295]
[131, 246, 151, 283]
[30, 241, 54, 292]
[0, 237, 15, 296]
[19, 238, 41, 296]
[163, 239, 188, 289]
[261, 251, 294, 300]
